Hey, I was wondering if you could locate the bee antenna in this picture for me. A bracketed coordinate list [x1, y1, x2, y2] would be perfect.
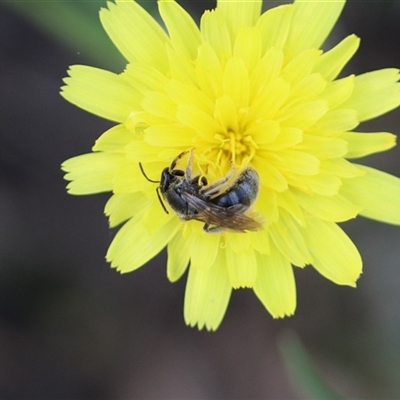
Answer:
[138, 163, 169, 214]
[138, 163, 159, 183]
[156, 188, 169, 214]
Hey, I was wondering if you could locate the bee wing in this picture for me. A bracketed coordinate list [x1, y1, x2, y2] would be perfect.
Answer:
[182, 192, 263, 232]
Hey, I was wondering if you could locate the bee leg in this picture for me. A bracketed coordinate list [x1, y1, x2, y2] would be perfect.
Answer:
[190, 175, 207, 187]
[201, 176, 230, 197]
[201, 168, 236, 197]
[199, 176, 208, 186]
[169, 150, 190, 172]
[203, 223, 224, 233]
[184, 148, 195, 179]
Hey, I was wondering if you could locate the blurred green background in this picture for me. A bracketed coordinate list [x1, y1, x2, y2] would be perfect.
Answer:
[1, 1, 400, 398]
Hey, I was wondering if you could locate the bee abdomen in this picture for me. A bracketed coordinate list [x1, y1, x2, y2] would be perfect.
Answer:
[211, 169, 259, 208]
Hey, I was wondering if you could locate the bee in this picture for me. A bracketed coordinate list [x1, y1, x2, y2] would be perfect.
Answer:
[139, 150, 263, 232]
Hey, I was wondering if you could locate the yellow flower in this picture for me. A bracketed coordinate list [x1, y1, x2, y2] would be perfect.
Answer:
[61, 0, 400, 330]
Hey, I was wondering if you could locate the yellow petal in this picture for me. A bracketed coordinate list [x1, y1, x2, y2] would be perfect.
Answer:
[141, 91, 177, 121]
[340, 165, 400, 225]
[250, 77, 291, 121]
[254, 246, 297, 318]
[341, 69, 400, 121]
[100, 0, 168, 69]
[93, 124, 133, 152]
[142, 198, 175, 235]
[253, 155, 288, 192]
[122, 62, 167, 94]
[105, 192, 149, 227]
[226, 244, 257, 288]
[113, 161, 152, 193]
[233, 27, 261, 73]
[189, 230, 221, 271]
[223, 58, 250, 109]
[214, 95, 239, 134]
[269, 150, 320, 176]
[310, 109, 359, 134]
[247, 120, 280, 146]
[184, 250, 232, 331]
[125, 139, 165, 163]
[295, 135, 347, 160]
[228, 228, 251, 253]
[264, 127, 303, 151]
[166, 79, 214, 114]
[127, 110, 165, 129]
[314, 34, 360, 81]
[276, 189, 306, 227]
[61, 65, 140, 122]
[278, 100, 329, 130]
[303, 218, 362, 286]
[159, 0, 201, 61]
[289, 173, 341, 196]
[255, 4, 293, 52]
[286, 0, 345, 56]
[167, 230, 191, 282]
[269, 210, 312, 267]
[144, 124, 196, 148]
[62, 152, 125, 195]
[107, 209, 179, 273]
[250, 47, 284, 100]
[289, 73, 326, 103]
[177, 105, 221, 141]
[166, 46, 197, 86]
[294, 191, 361, 222]
[255, 186, 279, 225]
[281, 49, 321, 85]
[196, 42, 224, 100]
[200, 8, 232, 63]
[319, 75, 354, 109]
[251, 229, 271, 255]
[217, 0, 262, 42]
[321, 158, 364, 178]
[342, 131, 396, 159]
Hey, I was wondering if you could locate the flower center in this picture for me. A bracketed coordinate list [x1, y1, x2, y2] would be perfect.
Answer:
[213, 129, 257, 167]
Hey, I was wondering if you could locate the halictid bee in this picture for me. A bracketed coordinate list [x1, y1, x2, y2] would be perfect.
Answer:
[139, 150, 263, 232]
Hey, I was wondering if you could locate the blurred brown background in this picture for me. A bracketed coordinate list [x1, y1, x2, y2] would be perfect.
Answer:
[1, 1, 400, 398]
